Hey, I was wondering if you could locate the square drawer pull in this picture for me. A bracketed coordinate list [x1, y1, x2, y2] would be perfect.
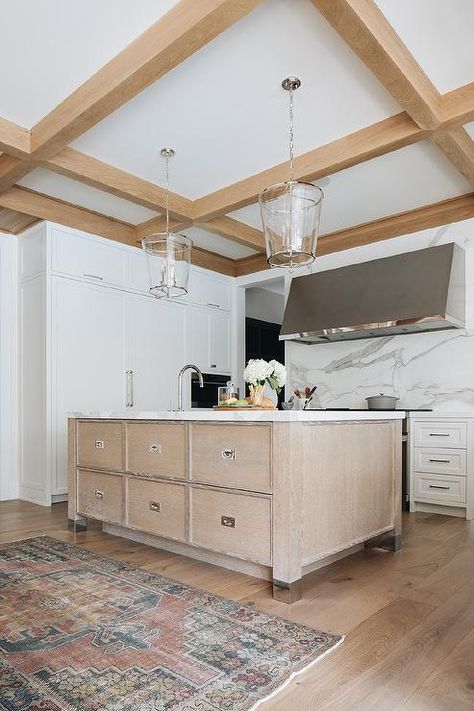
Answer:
[429, 484, 450, 490]
[149, 500, 161, 512]
[221, 515, 235, 528]
[94, 490, 104, 500]
[429, 458, 450, 463]
[95, 440, 105, 449]
[149, 443, 161, 454]
[221, 448, 236, 461]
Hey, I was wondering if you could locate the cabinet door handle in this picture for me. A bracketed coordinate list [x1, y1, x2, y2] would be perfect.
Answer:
[210, 364, 217, 369]
[221, 515, 235, 528]
[149, 500, 161, 512]
[429, 484, 450, 490]
[94, 490, 104, 500]
[222, 448, 236, 461]
[429, 433, 450, 437]
[126, 370, 134, 408]
[429, 458, 450, 463]
[83, 273, 104, 281]
[207, 303, 220, 309]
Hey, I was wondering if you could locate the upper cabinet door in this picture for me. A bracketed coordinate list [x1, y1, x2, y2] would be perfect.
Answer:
[126, 294, 186, 411]
[209, 310, 231, 373]
[50, 227, 127, 287]
[187, 269, 231, 311]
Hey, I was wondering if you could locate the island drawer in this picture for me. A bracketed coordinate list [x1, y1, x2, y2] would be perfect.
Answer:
[77, 470, 123, 523]
[127, 478, 186, 542]
[77, 420, 123, 471]
[413, 421, 467, 449]
[414, 472, 466, 505]
[190, 487, 271, 565]
[190, 423, 271, 493]
[414, 448, 466, 476]
[126, 422, 186, 479]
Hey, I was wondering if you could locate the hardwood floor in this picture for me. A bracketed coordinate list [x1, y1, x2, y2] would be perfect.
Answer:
[1, 501, 473, 709]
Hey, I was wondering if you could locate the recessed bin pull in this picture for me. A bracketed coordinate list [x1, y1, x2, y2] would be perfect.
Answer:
[149, 501, 161, 512]
[221, 448, 236, 461]
[94, 490, 104, 500]
[221, 515, 235, 528]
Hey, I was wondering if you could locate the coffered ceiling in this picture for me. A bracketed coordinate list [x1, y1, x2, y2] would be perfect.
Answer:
[0, 0, 473, 274]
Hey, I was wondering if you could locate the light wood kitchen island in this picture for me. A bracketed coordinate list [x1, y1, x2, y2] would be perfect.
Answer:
[68, 410, 403, 602]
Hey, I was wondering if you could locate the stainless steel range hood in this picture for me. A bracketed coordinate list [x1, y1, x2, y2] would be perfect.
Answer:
[280, 243, 465, 344]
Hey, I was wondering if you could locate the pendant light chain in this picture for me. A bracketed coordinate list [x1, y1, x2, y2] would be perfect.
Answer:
[164, 151, 170, 236]
[288, 85, 295, 182]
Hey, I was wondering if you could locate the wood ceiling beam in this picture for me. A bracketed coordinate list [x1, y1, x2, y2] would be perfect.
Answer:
[0, 207, 40, 235]
[45, 148, 193, 218]
[310, 0, 442, 130]
[135, 215, 192, 240]
[431, 127, 474, 187]
[0, 155, 36, 193]
[442, 82, 474, 127]
[191, 246, 237, 277]
[235, 193, 474, 275]
[197, 216, 265, 251]
[29, 0, 264, 161]
[0, 117, 30, 158]
[194, 112, 424, 220]
[0, 186, 136, 245]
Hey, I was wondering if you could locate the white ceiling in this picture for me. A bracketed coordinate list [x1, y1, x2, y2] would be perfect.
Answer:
[0, 0, 178, 127]
[230, 141, 470, 234]
[374, 0, 474, 93]
[18, 169, 159, 224]
[72, 0, 400, 198]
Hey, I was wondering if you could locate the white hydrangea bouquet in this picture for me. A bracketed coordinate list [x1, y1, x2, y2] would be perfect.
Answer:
[243, 358, 287, 407]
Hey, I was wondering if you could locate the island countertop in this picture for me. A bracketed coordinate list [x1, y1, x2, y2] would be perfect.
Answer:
[69, 409, 405, 422]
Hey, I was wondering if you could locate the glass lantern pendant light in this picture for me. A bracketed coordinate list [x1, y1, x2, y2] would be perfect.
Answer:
[142, 148, 192, 298]
[259, 77, 323, 268]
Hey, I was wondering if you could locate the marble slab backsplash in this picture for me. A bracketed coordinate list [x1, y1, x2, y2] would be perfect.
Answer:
[286, 218, 474, 412]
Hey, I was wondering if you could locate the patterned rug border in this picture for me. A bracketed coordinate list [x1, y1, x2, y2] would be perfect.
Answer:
[0, 534, 344, 711]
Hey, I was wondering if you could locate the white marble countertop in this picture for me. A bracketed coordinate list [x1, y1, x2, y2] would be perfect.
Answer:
[69, 409, 406, 422]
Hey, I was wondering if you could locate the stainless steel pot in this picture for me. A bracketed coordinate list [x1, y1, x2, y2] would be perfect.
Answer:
[366, 393, 399, 410]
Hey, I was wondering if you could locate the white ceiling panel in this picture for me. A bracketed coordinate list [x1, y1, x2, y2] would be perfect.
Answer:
[73, 0, 400, 198]
[230, 141, 470, 234]
[18, 169, 159, 224]
[375, 0, 474, 93]
[0, 0, 178, 127]
[183, 226, 256, 259]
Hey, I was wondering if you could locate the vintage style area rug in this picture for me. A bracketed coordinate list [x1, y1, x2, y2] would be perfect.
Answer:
[0, 536, 342, 711]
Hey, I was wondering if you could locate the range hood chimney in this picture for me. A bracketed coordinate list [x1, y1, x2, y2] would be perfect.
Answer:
[280, 243, 465, 344]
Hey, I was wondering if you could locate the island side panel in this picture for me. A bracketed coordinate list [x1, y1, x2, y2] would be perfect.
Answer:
[272, 421, 304, 603]
[391, 418, 403, 550]
[67, 417, 86, 531]
[302, 420, 399, 565]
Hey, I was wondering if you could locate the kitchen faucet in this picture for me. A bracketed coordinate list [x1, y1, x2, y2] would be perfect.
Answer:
[177, 364, 203, 411]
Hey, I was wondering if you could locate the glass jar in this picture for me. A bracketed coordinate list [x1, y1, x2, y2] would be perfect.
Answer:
[217, 382, 240, 406]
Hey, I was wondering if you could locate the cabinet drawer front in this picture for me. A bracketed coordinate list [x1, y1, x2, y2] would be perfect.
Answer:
[126, 422, 186, 478]
[127, 478, 186, 541]
[190, 424, 271, 492]
[414, 421, 467, 449]
[190, 487, 271, 565]
[77, 470, 123, 523]
[51, 227, 126, 286]
[414, 472, 466, 505]
[77, 421, 123, 471]
[414, 448, 467, 476]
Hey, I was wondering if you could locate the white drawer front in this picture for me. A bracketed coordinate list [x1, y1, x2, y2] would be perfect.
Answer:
[414, 448, 467, 476]
[414, 421, 467, 449]
[414, 472, 466, 505]
[51, 227, 127, 287]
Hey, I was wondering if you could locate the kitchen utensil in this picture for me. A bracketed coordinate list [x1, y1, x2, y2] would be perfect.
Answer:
[281, 401, 295, 410]
[366, 393, 399, 410]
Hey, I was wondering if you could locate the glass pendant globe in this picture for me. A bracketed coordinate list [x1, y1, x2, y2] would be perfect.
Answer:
[142, 232, 192, 298]
[259, 181, 323, 268]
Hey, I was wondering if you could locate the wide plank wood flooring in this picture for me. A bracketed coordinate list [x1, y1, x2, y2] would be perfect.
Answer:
[1, 500, 473, 709]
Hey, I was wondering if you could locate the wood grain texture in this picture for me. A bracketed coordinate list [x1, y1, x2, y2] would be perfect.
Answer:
[30, 0, 265, 159]
[442, 81, 474, 127]
[46, 147, 193, 218]
[311, 0, 442, 130]
[0, 186, 136, 244]
[190, 423, 272, 493]
[134, 215, 192, 239]
[189, 485, 272, 565]
[77, 420, 124, 472]
[0, 117, 30, 158]
[126, 422, 187, 479]
[193, 113, 424, 220]
[198, 216, 265, 251]
[191, 245, 237, 277]
[431, 127, 474, 188]
[0, 207, 39, 234]
[77, 470, 124, 524]
[127, 477, 186, 542]
[0, 155, 34, 193]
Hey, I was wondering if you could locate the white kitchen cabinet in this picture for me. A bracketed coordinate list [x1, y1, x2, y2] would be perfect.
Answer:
[126, 293, 186, 411]
[187, 269, 231, 310]
[188, 306, 231, 374]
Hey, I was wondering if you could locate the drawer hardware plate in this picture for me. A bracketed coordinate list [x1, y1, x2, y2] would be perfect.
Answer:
[221, 515, 235, 528]
[149, 443, 162, 454]
[94, 490, 104, 500]
[95, 440, 105, 449]
[149, 500, 161, 512]
[221, 448, 236, 461]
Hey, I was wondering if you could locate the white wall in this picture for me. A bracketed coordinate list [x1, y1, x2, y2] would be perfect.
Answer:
[287, 218, 474, 412]
[0, 234, 19, 500]
[245, 286, 285, 324]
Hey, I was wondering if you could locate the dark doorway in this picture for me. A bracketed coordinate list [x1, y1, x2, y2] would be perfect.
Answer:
[245, 317, 285, 407]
